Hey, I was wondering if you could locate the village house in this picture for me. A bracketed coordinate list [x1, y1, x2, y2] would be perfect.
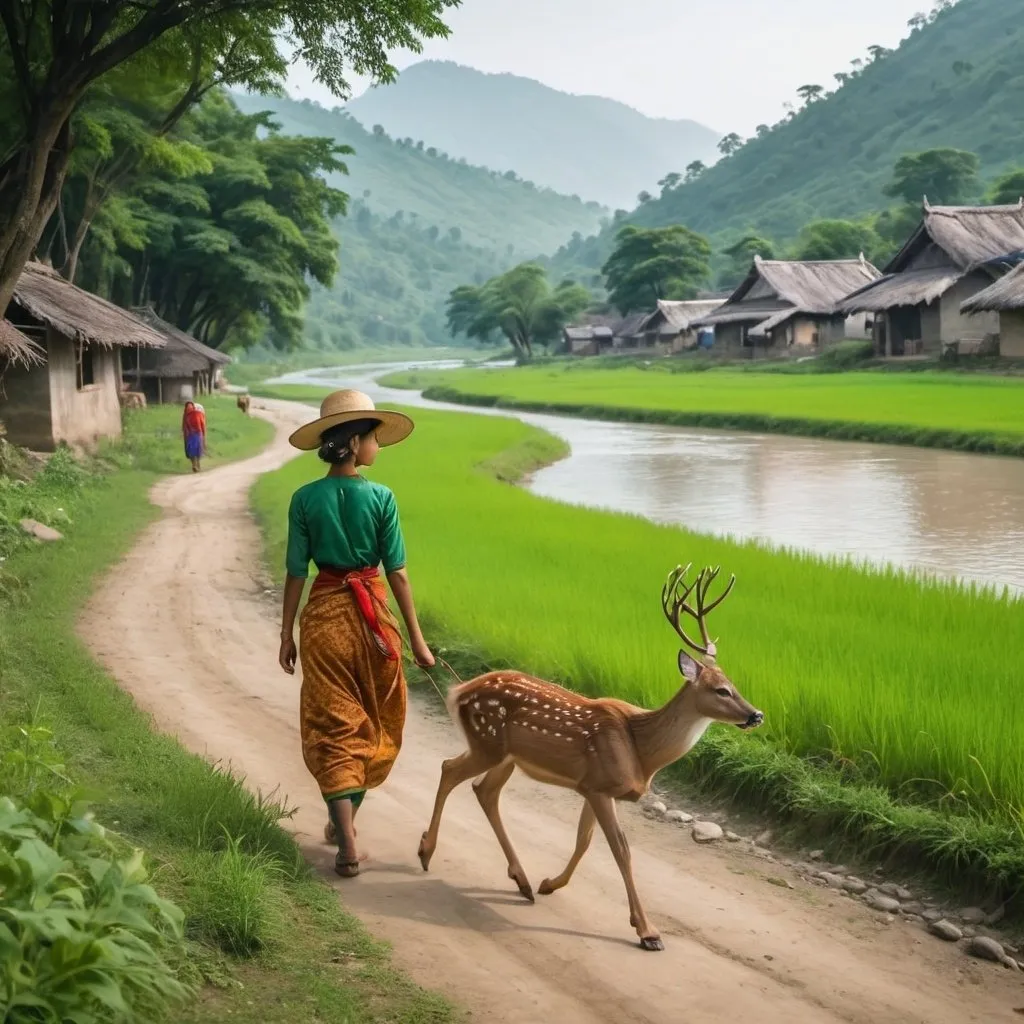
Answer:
[563, 321, 614, 356]
[837, 202, 1024, 357]
[959, 259, 1024, 358]
[0, 319, 43, 372]
[691, 255, 880, 352]
[127, 306, 232, 404]
[637, 299, 724, 352]
[0, 262, 165, 450]
[563, 311, 648, 355]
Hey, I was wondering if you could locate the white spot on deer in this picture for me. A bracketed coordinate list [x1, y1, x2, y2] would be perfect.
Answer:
[498, 707, 507, 718]
[487, 699, 499, 707]
[543, 704, 550, 710]
[554, 732, 562, 738]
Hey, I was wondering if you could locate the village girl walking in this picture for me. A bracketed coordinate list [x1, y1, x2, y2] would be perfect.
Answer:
[181, 400, 206, 472]
[278, 389, 434, 877]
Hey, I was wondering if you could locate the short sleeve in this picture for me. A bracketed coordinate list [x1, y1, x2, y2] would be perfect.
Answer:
[377, 489, 406, 574]
[285, 490, 311, 578]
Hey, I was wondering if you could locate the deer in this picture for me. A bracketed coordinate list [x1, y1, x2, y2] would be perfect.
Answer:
[237, 393, 251, 414]
[417, 563, 763, 952]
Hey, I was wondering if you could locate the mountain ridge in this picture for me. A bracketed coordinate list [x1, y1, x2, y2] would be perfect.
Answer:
[344, 60, 720, 209]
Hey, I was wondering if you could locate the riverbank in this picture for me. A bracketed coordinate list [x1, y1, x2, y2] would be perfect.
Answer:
[0, 405, 456, 1024]
[380, 364, 1024, 457]
[250, 391, 1024, 911]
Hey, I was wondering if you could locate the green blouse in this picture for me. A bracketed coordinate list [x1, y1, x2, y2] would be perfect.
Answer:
[286, 475, 406, 579]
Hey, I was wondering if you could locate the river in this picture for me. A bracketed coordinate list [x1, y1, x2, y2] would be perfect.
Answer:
[272, 361, 1024, 597]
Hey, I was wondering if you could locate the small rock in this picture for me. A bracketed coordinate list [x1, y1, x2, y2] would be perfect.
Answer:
[1006, 943, 1020, 956]
[646, 800, 668, 816]
[959, 907, 987, 925]
[19, 518, 63, 542]
[724, 830, 741, 842]
[922, 909, 945, 924]
[765, 875, 794, 890]
[878, 882, 912, 900]
[901, 901, 925, 917]
[843, 877, 868, 895]
[817, 872, 846, 889]
[967, 936, 1006, 963]
[754, 830, 773, 847]
[865, 891, 902, 914]
[1003, 958, 1020, 972]
[928, 920, 963, 942]
[808, 849, 825, 861]
[962, 926, 977, 939]
[692, 821, 724, 844]
[664, 809, 693, 824]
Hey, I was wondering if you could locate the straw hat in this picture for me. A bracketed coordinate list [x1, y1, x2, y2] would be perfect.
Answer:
[287, 389, 414, 451]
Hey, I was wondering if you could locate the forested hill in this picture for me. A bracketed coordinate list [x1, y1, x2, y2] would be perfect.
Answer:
[345, 61, 720, 210]
[230, 91, 606, 256]
[566, 0, 1024, 258]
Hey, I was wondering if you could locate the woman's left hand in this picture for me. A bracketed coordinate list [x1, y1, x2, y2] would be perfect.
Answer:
[279, 635, 297, 674]
[411, 638, 435, 668]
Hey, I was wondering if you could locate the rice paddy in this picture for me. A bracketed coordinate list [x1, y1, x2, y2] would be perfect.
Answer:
[251, 404, 1024, 858]
[381, 364, 1024, 455]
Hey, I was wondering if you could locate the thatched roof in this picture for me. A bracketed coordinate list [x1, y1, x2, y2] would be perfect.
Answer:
[0, 319, 44, 367]
[748, 307, 799, 339]
[887, 202, 1024, 273]
[961, 263, 1024, 313]
[131, 307, 231, 376]
[837, 266, 963, 314]
[692, 305, 780, 328]
[10, 263, 165, 350]
[742, 256, 880, 312]
[642, 299, 724, 335]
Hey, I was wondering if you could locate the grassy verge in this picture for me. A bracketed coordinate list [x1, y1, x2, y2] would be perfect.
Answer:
[0, 406, 457, 1024]
[380, 364, 1024, 457]
[251, 400, 1024, 909]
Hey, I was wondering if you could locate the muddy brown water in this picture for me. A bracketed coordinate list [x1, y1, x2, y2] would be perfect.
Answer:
[274, 362, 1024, 597]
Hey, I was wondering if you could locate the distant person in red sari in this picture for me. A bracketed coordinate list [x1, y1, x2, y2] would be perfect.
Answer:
[182, 400, 206, 472]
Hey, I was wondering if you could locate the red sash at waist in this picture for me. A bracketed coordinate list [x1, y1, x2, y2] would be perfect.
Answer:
[310, 566, 397, 660]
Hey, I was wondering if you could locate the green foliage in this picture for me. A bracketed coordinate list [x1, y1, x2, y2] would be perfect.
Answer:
[883, 148, 981, 205]
[988, 168, 1024, 205]
[718, 235, 775, 289]
[602, 224, 712, 314]
[791, 219, 881, 261]
[446, 263, 591, 359]
[0, 724, 190, 1023]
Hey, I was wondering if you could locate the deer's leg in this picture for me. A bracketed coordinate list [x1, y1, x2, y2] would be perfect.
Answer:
[538, 801, 596, 896]
[418, 749, 494, 871]
[587, 793, 663, 951]
[472, 759, 534, 902]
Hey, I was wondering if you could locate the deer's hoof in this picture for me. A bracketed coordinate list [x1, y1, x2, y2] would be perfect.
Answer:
[417, 833, 433, 872]
[639, 936, 665, 952]
[508, 867, 535, 902]
[537, 878, 557, 896]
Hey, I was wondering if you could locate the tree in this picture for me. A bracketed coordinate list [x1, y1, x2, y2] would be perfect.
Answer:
[684, 160, 707, 183]
[884, 148, 980, 206]
[792, 219, 880, 261]
[446, 263, 591, 360]
[658, 172, 682, 194]
[796, 84, 824, 105]
[637, 190, 653, 205]
[988, 169, 1024, 205]
[601, 224, 711, 314]
[908, 12, 928, 31]
[718, 234, 775, 289]
[0, 0, 457, 318]
[866, 45, 893, 63]
[717, 133, 743, 158]
[755, 124, 771, 138]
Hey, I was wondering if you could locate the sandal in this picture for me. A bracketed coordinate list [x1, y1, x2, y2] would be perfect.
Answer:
[335, 850, 360, 878]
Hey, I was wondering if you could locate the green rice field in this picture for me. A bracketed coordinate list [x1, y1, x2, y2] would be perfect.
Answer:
[381, 365, 1024, 455]
[251, 398, 1024, 890]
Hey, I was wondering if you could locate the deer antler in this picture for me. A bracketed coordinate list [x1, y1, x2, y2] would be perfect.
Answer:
[661, 563, 736, 662]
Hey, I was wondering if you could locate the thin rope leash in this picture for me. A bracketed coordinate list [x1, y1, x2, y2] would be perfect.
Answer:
[418, 654, 464, 701]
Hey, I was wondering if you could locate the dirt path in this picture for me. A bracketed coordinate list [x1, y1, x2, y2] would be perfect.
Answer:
[80, 399, 1022, 1024]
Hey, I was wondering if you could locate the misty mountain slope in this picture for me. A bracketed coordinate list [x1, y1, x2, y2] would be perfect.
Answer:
[345, 60, 720, 209]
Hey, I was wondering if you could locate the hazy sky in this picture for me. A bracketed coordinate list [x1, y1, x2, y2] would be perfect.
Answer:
[285, 0, 932, 136]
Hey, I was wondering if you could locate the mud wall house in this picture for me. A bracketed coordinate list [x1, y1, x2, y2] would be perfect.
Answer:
[610, 312, 649, 350]
[0, 262, 165, 451]
[960, 260, 1024, 358]
[563, 323, 614, 356]
[638, 299, 725, 352]
[837, 202, 1024, 357]
[128, 307, 232, 403]
[691, 256, 880, 353]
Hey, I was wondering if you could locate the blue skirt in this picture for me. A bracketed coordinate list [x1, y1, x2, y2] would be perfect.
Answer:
[184, 432, 203, 459]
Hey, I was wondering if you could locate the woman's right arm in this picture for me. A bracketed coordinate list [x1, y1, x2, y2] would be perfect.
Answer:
[280, 492, 310, 673]
[279, 575, 304, 673]
[386, 568, 434, 668]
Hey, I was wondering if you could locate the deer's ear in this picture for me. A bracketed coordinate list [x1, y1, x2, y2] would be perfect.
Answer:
[678, 650, 702, 682]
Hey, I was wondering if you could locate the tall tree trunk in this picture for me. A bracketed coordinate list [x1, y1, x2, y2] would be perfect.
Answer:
[0, 114, 74, 313]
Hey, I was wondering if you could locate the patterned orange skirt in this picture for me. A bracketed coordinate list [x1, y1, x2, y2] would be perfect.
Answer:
[298, 567, 407, 799]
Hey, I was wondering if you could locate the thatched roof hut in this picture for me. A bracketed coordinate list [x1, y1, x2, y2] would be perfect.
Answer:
[10, 262, 165, 350]
[691, 256, 880, 349]
[0, 319, 43, 367]
[960, 262, 1024, 313]
[640, 299, 724, 337]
